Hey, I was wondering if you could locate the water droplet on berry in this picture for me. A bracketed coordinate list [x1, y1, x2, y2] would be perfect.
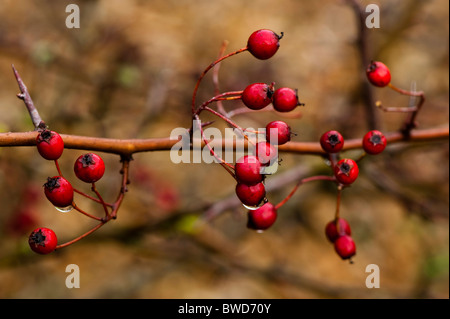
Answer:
[242, 200, 265, 211]
[55, 205, 73, 213]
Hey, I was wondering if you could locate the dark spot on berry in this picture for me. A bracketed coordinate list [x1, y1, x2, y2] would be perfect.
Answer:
[80, 154, 96, 167]
[339, 162, 351, 175]
[30, 229, 46, 247]
[369, 134, 382, 145]
[327, 133, 341, 147]
[38, 129, 53, 143]
[368, 60, 377, 72]
[44, 177, 61, 190]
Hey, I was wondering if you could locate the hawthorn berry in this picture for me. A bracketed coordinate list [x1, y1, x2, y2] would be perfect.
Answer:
[325, 218, 351, 243]
[44, 176, 74, 208]
[320, 130, 344, 153]
[28, 227, 57, 254]
[272, 87, 303, 112]
[242, 82, 274, 110]
[235, 182, 266, 207]
[266, 120, 291, 145]
[36, 129, 64, 160]
[247, 29, 283, 60]
[74, 153, 105, 183]
[334, 158, 359, 185]
[362, 130, 387, 155]
[366, 61, 391, 87]
[247, 202, 277, 231]
[254, 141, 278, 166]
[235, 155, 264, 185]
[334, 235, 356, 260]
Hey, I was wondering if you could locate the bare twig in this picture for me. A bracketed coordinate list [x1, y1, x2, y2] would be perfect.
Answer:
[12, 65, 44, 130]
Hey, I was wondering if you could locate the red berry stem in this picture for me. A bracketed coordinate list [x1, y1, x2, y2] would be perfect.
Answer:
[194, 114, 236, 172]
[73, 188, 113, 207]
[91, 182, 111, 218]
[109, 156, 131, 219]
[55, 158, 132, 250]
[388, 83, 426, 136]
[55, 221, 106, 250]
[201, 106, 257, 146]
[71, 202, 104, 221]
[54, 160, 63, 176]
[334, 185, 343, 221]
[376, 82, 426, 137]
[275, 175, 337, 210]
[191, 46, 248, 114]
[213, 40, 230, 115]
[195, 91, 243, 114]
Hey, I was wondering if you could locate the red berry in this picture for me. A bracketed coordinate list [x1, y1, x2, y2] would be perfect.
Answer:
[363, 130, 387, 155]
[334, 235, 356, 260]
[74, 153, 105, 183]
[272, 87, 303, 112]
[235, 155, 264, 185]
[247, 29, 283, 60]
[325, 218, 351, 243]
[36, 129, 64, 160]
[28, 227, 57, 254]
[247, 202, 277, 230]
[254, 141, 278, 166]
[236, 182, 266, 207]
[334, 158, 359, 185]
[320, 130, 344, 153]
[366, 61, 391, 87]
[44, 176, 74, 208]
[242, 83, 274, 110]
[265, 120, 291, 145]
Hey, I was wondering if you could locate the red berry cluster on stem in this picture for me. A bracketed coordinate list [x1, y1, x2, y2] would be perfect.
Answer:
[192, 29, 306, 232]
[27, 124, 122, 254]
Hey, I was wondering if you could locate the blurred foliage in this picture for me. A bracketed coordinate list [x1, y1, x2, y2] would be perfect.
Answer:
[0, 0, 448, 298]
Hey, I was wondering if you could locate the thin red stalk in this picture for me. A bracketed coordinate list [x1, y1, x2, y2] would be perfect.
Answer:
[55, 221, 105, 250]
[275, 175, 336, 210]
[109, 158, 131, 219]
[334, 185, 343, 220]
[195, 91, 243, 114]
[214, 40, 229, 115]
[71, 202, 103, 221]
[191, 46, 248, 114]
[91, 182, 110, 218]
[73, 188, 113, 207]
[54, 160, 63, 176]
[194, 114, 235, 172]
[388, 83, 426, 135]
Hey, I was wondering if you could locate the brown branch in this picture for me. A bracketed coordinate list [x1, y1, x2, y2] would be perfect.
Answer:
[0, 126, 448, 156]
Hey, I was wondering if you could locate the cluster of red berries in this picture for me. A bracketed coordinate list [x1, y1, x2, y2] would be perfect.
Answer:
[318, 117, 387, 259]
[28, 129, 106, 254]
[215, 29, 304, 231]
[235, 120, 294, 231]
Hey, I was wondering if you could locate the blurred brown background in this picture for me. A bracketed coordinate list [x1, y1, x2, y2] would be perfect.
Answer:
[0, 0, 448, 298]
